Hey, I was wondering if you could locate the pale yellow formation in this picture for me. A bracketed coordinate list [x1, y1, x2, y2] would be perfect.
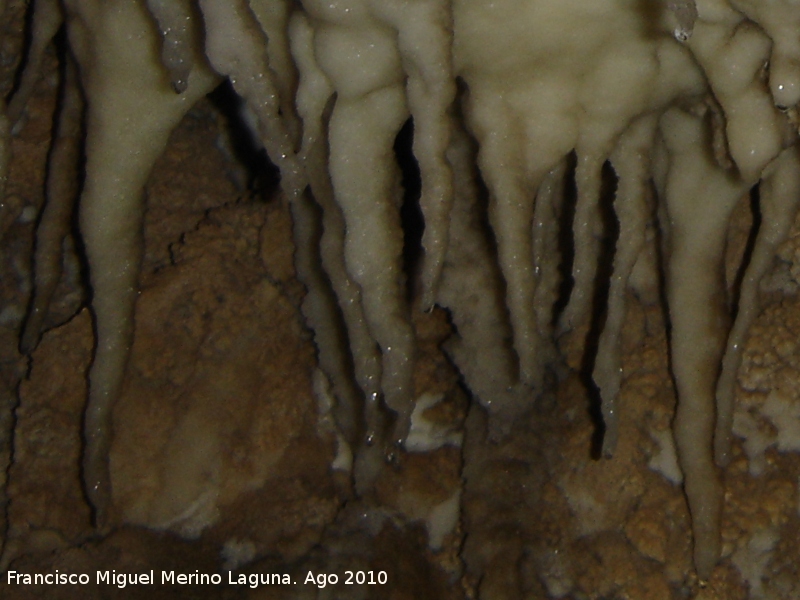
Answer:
[688, 1, 784, 183]
[593, 114, 658, 456]
[659, 106, 748, 578]
[531, 158, 567, 362]
[62, 0, 217, 525]
[7, 0, 73, 354]
[198, 0, 303, 197]
[20, 56, 83, 355]
[453, 0, 703, 391]
[289, 13, 387, 488]
[294, 0, 413, 453]
[5, 0, 63, 125]
[716, 147, 800, 466]
[730, 0, 800, 110]
[2, 0, 63, 234]
[144, 0, 196, 93]
[438, 125, 531, 435]
[250, 0, 301, 143]
[298, 0, 455, 449]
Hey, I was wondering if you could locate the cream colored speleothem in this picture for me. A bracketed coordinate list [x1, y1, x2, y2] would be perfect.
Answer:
[7, 0, 800, 583]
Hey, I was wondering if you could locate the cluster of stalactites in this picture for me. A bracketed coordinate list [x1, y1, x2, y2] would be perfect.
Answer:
[451, 0, 800, 579]
[5, 0, 800, 581]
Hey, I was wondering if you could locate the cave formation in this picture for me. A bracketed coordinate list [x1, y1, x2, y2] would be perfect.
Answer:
[2, 0, 800, 598]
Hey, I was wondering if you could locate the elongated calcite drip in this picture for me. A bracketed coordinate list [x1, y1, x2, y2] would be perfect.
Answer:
[289, 12, 381, 412]
[63, 0, 217, 525]
[289, 14, 367, 445]
[328, 91, 415, 447]
[477, 138, 553, 390]
[372, 0, 456, 309]
[145, 0, 196, 93]
[250, 0, 302, 143]
[20, 57, 83, 354]
[290, 190, 362, 445]
[560, 149, 606, 333]
[532, 158, 567, 369]
[303, 0, 421, 447]
[660, 105, 748, 580]
[438, 124, 532, 436]
[290, 12, 390, 489]
[2, 0, 60, 228]
[199, 0, 304, 197]
[715, 146, 800, 465]
[454, 4, 575, 389]
[459, 70, 573, 389]
[5, 0, 62, 125]
[593, 114, 658, 457]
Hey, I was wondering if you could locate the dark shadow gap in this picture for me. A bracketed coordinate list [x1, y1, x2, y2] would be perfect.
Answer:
[552, 151, 578, 325]
[729, 183, 761, 320]
[582, 160, 619, 459]
[394, 117, 424, 303]
[207, 80, 281, 197]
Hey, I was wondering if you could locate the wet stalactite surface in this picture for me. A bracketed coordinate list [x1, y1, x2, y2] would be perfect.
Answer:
[0, 33, 466, 599]
[3, 5, 800, 600]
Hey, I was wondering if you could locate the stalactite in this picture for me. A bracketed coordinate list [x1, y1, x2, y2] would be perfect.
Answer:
[659, 105, 749, 579]
[62, 0, 218, 525]
[438, 123, 532, 437]
[715, 146, 800, 466]
[593, 114, 658, 457]
[373, 0, 456, 310]
[250, 0, 304, 160]
[299, 0, 426, 449]
[20, 55, 82, 354]
[289, 12, 386, 489]
[289, 13, 363, 449]
[198, 0, 303, 197]
[559, 149, 606, 335]
[531, 157, 567, 364]
[144, 0, 196, 94]
[5, 0, 63, 126]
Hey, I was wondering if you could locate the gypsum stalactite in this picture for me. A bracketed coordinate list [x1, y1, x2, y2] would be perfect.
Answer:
[5, 0, 800, 583]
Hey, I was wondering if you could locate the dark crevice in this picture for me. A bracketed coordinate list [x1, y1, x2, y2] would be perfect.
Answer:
[581, 160, 620, 459]
[207, 80, 281, 196]
[394, 117, 424, 302]
[729, 183, 762, 320]
[552, 151, 578, 325]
